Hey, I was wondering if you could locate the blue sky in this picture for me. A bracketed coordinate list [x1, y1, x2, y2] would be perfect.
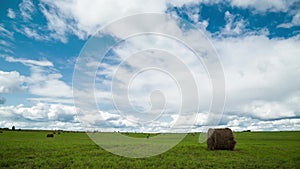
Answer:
[0, 0, 299, 132]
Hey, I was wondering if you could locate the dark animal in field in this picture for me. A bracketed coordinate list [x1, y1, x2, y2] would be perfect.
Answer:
[46, 134, 54, 138]
[207, 128, 236, 150]
[146, 134, 150, 139]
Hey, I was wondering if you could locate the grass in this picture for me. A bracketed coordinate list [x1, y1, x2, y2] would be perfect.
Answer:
[0, 130, 299, 168]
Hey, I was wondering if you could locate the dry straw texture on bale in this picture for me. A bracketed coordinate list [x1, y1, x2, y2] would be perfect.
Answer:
[207, 128, 236, 150]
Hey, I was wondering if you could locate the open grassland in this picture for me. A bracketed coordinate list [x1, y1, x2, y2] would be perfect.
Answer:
[0, 130, 299, 168]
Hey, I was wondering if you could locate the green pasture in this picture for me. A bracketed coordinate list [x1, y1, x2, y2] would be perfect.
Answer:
[0, 130, 299, 168]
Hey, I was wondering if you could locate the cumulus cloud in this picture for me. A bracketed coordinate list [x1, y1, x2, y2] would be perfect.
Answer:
[27, 70, 73, 98]
[2, 0, 300, 131]
[2, 103, 76, 122]
[0, 103, 81, 130]
[214, 35, 300, 104]
[212, 34, 300, 126]
[7, 8, 16, 19]
[71, 14, 225, 132]
[229, 118, 300, 131]
[0, 70, 26, 93]
[220, 11, 247, 36]
[243, 101, 295, 120]
[72, 1, 299, 131]
[3, 56, 72, 99]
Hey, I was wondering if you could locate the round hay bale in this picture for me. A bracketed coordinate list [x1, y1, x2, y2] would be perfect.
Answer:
[46, 133, 54, 138]
[207, 128, 236, 150]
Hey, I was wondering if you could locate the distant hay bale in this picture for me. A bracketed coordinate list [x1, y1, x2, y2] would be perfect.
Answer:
[46, 134, 54, 138]
[207, 128, 236, 150]
[243, 130, 251, 132]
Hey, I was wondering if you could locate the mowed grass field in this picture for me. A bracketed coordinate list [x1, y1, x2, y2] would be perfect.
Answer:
[0, 131, 299, 169]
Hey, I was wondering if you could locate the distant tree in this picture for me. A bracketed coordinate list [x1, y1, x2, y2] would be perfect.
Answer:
[12, 126, 15, 131]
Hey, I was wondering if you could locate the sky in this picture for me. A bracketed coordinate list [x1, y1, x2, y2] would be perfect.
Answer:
[0, 0, 299, 132]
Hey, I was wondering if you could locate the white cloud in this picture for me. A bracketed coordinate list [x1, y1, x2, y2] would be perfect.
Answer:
[27, 68, 73, 98]
[4, 56, 72, 99]
[5, 56, 53, 67]
[239, 118, 300, 131]
[0, 103, 80, 130]
[27, 97, 73, 104]
[74, 10, 300, 131]
[4, 103, 74, 122]
[7, 8, 16, 19]
[0, 24, 14, 40]
[2, 0, 300, 131]
[38, 4, 69, 43]
[222, 115, 300, 131]
[22, 27, 50, 41]
[73, 14, 229, 132]
[167, 0, 223, 7]
[168, 0, 299, 14]
[9, 0, 299, 43]
[19, 0, 35, 20]
[213, 35, 300, 122]
[216, 35, 300, 99]
[230, 0, 298, 12]
[243, 100, 295, 120]
[15, 0, 222, 43]
[0, 70, 26, 93]
[92, 31, 214, 115]
[0, 39, 13, 48]
[38, 0, 168, 42]
[220, 11, 247, 36]
[278, 12, 300, 28]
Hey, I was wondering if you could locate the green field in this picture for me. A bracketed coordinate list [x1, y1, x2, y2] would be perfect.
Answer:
[0, 130, 299, 169]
